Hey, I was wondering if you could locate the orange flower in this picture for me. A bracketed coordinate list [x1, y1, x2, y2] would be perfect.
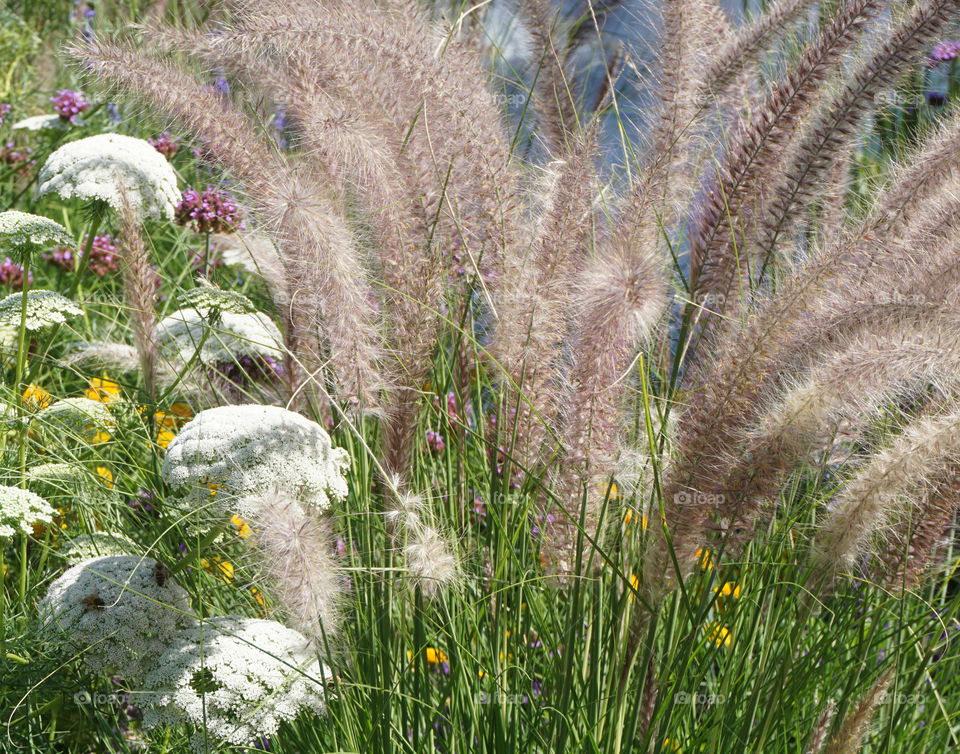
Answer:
[231, 514, 252, 538]
[156, 429, 176, 449]
[85, 378, 121, 404]
[22, 384, 51, 410]
[425, 647, 448, 665]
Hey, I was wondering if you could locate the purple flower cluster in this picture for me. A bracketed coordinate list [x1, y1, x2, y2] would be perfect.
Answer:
[1, 141, 33, 173]
[148, 131, 179, 159]
[0, 103, 10, 125]
[50, 89, 90, 124]
[219, 354, 284, 385]
[929, 40, 960, 66]
[127, 489, 160, 517]
[175, 185, 245, 234]
[0, 258, 30, 289]
[45, 235, 120, 277]
[425, 429, 446, 453]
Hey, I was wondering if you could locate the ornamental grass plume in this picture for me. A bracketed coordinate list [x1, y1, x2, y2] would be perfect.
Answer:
[71, 0, 960, 605]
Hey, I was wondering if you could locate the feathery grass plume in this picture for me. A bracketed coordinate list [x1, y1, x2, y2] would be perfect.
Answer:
[117, 191, 158, 401]
[488, 135, 599, 472]
[523, 0, 579, 154]
[700, 0, 813, 99]
[810, 401, 960, 585]
[807, 700, 837, 754]
[756, 0, 960, 264]
[245, 490, 341, 642]
[823, 668, 893, 754]
[648, 0, 729, 225]
[543, 179, 668, 575]
[69, 37, 383, 409]
[688, 0, 881, 322]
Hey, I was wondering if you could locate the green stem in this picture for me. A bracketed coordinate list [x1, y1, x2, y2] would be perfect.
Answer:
[66, 213, 103, 299]
[17, 531, 26, 606]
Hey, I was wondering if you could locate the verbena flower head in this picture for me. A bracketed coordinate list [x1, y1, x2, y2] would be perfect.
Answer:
[50, 89, 90, 124]
[45, 234, 118, 277]
[141, 615, 328, 751]
[174, 185, 245, 234]
[929, 40, 960, 66]
[0, 141, 33, 173]
[0, 290, 82, 331]
[0, 210, 73, 259]
[0, 485, 56, 538]
[162, 404, 350, 515]
[37, 133, 180, 220]
[0, 258, 29, 288]
[148, 132, 179, 159]
[39, 555, 193, 681]
[154, 307, 284, 366]
[12, 114, 69, 132]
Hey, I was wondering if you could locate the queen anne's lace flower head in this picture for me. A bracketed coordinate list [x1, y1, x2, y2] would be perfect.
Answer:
[36, 397, 114, 440]
[0, 485, 56, 538]
[155, 307, 284, 366]
[0, 211, 73, 258]
[178, 286, 256, 314]
[0, 290, 82, 331]
[162, 404, 350, 515]
[38, 555, 193, 681]
[141, 616, 328, 751]
[13, 114, 70, 132]
[59, 532, 139, 562]
[25, 462, 89, 500]
[37, 133, 180, 220]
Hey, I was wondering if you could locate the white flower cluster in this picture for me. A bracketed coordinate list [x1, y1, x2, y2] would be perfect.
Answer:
[26, 462, 89, 501]
[0, 485, 56, 538]
[142, 616, 328, 751]
[38, 555, 193, 681]
[59, 532, 140, 562]
[0, 210, 73, 255]
[13, 114, 70, 132]
[178, 286, 256, 314]
[37, 133, 180, 220]
[162, 405, 350, 515]
[0, 290, 82, 331]
[36, 397, 113, 440]
[155, 307, 284, 366]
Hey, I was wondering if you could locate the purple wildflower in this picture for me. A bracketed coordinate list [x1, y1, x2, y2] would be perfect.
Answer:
[45, 235, 119, 277]
[425, 429, 446, 453]
[1, 141, 33, 173]
[148, 131, 179, 159]
[219, 355, 284, 385]
[175, 185, 245, 234]
[50, 89, 90, 124]
[0, 258, 30, 289]
[0, 103, 10, 125]
[930, 40, 960, 66]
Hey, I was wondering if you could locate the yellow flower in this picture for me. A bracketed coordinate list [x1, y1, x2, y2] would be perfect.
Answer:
[170, 402, 193, 420]
[22, 384, 51, 410]
[95, 466, 114, 489]
[714, 582, 741, 600]
[664, 738, 680, 751]
[85, 378, 121, 404]
[695, 548, 714, 571]
[251, 587, 266, 606]
[91, 430, 111, 445]
[624, 508, 649, 534]
[706, 622, 731, 648]
[200, 556, 234, 581]
[425, 647, 447, 665]
[156, 429, 176, 449]
[231, 514, 252, 538]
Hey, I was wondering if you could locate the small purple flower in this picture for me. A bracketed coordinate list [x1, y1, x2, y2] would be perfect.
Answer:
[219, 354, 284, 385]
[45, 235, 119, 277]
[148, 131, 179, 159]
[0, 103, 10, 126]
[1, 140, 32, 171]
[128, 489, 159, 516]
[930, 40, 960, 66]
[106, 103, 121, 124]
[425, 429, 446, 453]
[50, 89, 90, 124]
[0, 257, 30, 289]
[175, 185, 245, 234]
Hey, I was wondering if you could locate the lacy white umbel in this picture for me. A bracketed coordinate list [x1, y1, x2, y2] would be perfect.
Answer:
[0, 485, 56, 538]
[162, 404, 350, 515]
[37, 133, 180, 220]
[154, 307, 283, 366]
[0, 290, 82, 331]
[38, 555, 193, 681]
[141, 615, 328, 751]
[0, 210, 72, 256]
